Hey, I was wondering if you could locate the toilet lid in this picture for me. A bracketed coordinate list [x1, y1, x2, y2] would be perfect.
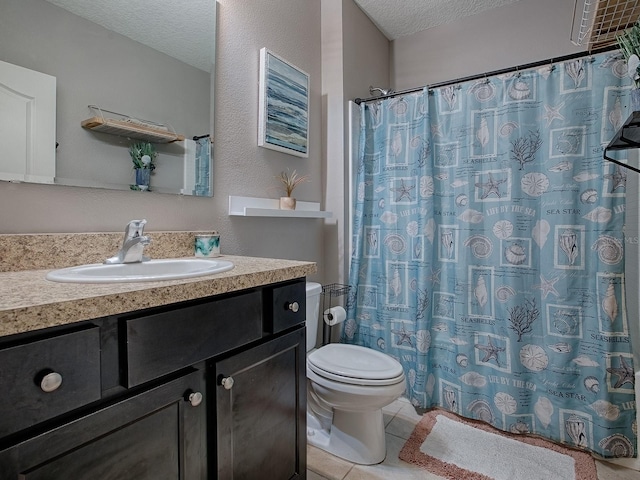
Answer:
[308, 344, 404, 385]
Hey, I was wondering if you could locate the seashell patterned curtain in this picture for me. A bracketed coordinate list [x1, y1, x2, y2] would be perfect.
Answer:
[344, 51, 637, 458]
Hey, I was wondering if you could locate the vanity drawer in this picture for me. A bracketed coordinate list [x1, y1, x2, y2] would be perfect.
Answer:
[124, 290, 262, 387]
[0, 325, 101, 438]
[264, 280, 306, 334]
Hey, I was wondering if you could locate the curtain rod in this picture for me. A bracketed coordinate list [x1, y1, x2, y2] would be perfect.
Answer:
[353, 45, 619, 105]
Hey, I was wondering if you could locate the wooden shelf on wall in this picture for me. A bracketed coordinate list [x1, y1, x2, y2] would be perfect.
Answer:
[228, 196, 332, 218]
[80, 106, 184, 144]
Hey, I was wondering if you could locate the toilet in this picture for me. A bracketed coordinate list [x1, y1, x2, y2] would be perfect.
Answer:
[305, 282, 406, 465]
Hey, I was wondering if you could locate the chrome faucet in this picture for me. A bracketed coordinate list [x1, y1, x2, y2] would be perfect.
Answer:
[105, 219, 151, 264]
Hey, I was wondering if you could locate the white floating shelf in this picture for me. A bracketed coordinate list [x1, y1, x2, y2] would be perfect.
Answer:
[228, 196, 332, 218]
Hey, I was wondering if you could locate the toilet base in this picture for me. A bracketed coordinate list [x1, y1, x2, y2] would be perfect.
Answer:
[307, 408, 386, 465]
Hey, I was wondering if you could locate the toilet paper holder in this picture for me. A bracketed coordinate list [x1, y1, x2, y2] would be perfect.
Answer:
[321, 283, 351, 345]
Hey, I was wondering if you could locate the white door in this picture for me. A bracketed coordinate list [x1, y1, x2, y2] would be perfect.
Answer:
[0, 60, 56, 183]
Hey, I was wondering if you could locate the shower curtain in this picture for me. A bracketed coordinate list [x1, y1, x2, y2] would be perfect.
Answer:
[345, 52, 637, 458]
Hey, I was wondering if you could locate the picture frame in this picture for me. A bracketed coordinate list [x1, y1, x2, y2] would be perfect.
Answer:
[258, 48, 309, 158]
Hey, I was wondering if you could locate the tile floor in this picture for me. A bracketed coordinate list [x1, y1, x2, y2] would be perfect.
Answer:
[307, 397, 640, 480]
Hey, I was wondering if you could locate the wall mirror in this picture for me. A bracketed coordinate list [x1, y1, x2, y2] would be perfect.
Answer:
[0, 0, 216, 196]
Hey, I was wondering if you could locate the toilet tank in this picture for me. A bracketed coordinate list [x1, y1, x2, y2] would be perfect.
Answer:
[305, 282, 322, 352]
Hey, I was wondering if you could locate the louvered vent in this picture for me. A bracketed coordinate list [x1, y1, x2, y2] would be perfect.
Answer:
[571, 0, 640, 48]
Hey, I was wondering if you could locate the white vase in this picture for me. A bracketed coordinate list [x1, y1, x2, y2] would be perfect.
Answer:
[279, 197, 296, 210]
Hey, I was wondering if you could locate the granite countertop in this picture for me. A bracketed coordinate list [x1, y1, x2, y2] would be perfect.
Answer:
[0, 255, 316, 338]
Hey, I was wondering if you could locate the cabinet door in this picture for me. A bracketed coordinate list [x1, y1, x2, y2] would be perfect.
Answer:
[0, 369, 206, 480]
[0, 60, 56, 183]
[214, 328, 306, 480]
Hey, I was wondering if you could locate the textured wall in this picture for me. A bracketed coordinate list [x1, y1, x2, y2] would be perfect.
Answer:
[321, 0, 390, 287]
[212, 0, 323, 280]
[391, 0, 585, 90]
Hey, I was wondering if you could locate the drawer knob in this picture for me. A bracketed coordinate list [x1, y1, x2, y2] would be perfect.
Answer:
[39, 371, 63, 393]
[187, 391, 203, 407]
[220, 375, 234, 390]
[288, 301, 300, 313]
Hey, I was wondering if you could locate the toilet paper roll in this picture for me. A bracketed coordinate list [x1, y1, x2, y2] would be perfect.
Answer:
[323, 306, 346, 326]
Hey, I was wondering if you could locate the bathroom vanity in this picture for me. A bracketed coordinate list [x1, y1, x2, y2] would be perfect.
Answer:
[0, 248, 315, 480]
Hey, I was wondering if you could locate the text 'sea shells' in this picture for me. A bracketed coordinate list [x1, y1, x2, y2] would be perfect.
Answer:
[520, 344, 549, 371]
[464, 235, 493, 258]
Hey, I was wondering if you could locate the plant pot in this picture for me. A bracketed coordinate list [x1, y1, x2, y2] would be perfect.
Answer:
[135, 168, 151, 191]
[279, 197, 296, 210]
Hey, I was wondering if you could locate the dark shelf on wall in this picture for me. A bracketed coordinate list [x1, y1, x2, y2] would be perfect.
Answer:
[604, 111, 640, 174]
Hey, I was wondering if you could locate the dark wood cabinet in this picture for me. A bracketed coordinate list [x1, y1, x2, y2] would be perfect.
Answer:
[0, 368, 206, 480]
[0, 278, 307, 480]
[213, 328, 306, 480]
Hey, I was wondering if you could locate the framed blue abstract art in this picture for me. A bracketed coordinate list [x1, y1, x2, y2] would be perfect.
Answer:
[258, 48, 309, 158]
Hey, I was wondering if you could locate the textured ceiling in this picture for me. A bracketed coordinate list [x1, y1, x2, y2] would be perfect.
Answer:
[44, 0, 215, 72]
[354, 0, 524, 40]
[45, 0, 522, 69]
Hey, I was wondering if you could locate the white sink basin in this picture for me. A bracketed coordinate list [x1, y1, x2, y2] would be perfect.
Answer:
[46, 258, 234, 283]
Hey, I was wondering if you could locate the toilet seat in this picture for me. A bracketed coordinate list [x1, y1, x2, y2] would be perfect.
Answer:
[308, 344, 404, 386]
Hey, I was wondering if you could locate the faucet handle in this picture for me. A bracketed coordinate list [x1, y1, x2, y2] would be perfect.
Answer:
[124, 219, 147, 239]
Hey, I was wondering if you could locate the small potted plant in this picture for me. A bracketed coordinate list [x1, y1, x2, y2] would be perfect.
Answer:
[129, 142, 157, 191]
[276, 169, 310, 210]
[616, 19, 640, 109]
